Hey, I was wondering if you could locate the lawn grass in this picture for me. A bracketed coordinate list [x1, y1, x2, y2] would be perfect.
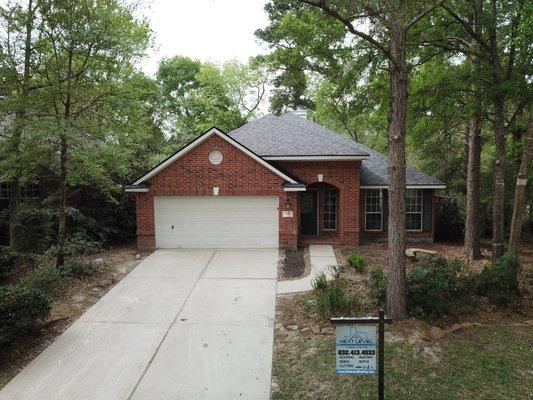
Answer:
[272, 320, 532, 399]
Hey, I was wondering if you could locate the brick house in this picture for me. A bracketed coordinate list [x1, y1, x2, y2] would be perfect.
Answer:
[125, 112, 445, 250]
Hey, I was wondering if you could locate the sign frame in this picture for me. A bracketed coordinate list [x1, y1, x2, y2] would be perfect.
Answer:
[331, 309, 392, 400]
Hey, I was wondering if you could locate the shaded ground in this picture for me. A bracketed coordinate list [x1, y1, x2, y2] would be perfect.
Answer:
[0, 245, 147, 389]
[272, 241, 533, 399]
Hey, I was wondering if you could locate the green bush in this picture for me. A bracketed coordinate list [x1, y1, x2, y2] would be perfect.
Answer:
[477, 252, 521, 306]
[347, 253, 365, 272]
[19, 266, 66, 296]
[369, 266, 387, 307]
[14, 203, 55, 253]
[0, 285, 51, 345]
[0, 246, 18, 278]
[61, 259, 96, 278]
[315, 284, 360, 317]
[312, 272, 328, 290]
[45, 231, 102, 259]
[407, 256, 468, 319]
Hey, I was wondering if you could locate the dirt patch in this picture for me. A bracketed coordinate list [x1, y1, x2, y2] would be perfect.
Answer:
[278, 247, 311, 280]
[0, 244, 149, 389]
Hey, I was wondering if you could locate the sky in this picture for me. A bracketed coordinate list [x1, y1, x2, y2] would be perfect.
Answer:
[139, 0, 271, 76]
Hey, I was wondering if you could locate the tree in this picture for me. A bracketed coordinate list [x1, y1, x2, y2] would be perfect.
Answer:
[438, 0, 529, 258]
[0, 0, 39, 247]
[156, 56, 263, 142]
[508, 110, 532, 253]
[35, 0, 150, 265]
[294, 0, 444, 320]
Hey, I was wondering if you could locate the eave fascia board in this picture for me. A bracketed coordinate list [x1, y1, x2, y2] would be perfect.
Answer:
[284, 187, 307, 192]
[263, 155, 369, 161]
[360, 185, 446, 189]
[133, 128, 298, 185]
[124, 187, 149, 193]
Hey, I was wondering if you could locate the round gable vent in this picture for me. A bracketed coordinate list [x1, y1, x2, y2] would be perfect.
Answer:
[209, 150, 223, 165]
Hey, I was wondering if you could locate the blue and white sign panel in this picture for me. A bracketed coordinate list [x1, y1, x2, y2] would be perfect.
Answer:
[335, 325, 377, 375]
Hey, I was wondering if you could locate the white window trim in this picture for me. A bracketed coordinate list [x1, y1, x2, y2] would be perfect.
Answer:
[365, 189, 383, 232]
[322, 188, 337, 231]
[406, 189, 424, 232]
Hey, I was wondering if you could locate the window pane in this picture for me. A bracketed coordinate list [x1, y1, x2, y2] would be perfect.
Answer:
[323, 189, 337, 230]
[406, 213, 422, 230]
[365, 189, 383, 230]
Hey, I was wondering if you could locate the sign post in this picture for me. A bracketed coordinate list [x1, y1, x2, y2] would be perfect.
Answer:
[331, 309, 392, 400]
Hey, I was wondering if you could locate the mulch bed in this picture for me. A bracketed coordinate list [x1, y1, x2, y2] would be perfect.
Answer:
[278, 247, 309, 280]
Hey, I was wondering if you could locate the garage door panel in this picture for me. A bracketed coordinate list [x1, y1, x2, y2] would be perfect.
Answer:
[154, 197, 279, 249]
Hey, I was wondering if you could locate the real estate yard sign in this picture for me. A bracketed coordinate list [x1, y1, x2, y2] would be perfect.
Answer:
[335, 325, 377, 375]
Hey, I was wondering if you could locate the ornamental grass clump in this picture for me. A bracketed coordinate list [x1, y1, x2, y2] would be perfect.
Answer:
[347, 253, 365, 272]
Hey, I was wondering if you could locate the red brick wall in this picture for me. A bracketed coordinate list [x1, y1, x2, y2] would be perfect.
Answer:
[135, 133, 298, 249]
[278, 161, 361, 245]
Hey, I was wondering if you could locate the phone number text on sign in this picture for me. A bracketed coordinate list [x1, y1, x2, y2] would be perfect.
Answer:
[335, 325, 377, 375]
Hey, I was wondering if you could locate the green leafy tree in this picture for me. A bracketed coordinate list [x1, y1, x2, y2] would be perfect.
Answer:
[34, 0, 150, 265]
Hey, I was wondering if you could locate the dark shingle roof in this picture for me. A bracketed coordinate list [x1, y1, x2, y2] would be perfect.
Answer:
[229, 113, 370, 156]
[228, 112, 444, 187]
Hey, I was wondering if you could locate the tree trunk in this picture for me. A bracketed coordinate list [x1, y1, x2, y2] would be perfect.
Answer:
[8, 0, 34, 247]
[491, 93, 506, 258]
[386, 26, 408, 321]
[464, 112, 482, 259]
[508, 110, 532, 253]
[56, 132, 68, 267]
[463, 20, 483, 260]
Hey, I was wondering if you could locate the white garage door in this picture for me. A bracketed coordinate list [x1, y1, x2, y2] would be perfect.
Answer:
[154, 196, 279, 249]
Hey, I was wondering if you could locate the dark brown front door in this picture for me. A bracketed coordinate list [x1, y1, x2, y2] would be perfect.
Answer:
[300, 191, 318, 235]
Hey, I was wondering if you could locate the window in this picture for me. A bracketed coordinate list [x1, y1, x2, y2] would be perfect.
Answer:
[323, 188, 337, 230]
[406, 189, 423, 231]
[365, 189, 383, 231]
[20, 184, 40, 200]
[0, 183, 9, 200]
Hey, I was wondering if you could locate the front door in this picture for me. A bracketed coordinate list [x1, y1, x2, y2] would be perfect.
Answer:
[300, 190, 318, 235]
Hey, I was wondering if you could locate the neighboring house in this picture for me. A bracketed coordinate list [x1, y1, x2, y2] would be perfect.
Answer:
[125, 111, 445, 250]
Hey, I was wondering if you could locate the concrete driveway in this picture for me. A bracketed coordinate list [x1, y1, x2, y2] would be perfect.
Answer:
[0, 249, 278, 400]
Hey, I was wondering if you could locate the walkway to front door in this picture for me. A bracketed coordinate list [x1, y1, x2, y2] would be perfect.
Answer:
[0, 249, 278, 400]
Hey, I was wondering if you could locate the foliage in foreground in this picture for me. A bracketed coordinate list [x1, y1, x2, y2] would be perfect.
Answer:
[476, 252, 521, 307]
[347, 253, 365, 272]
[0, 246, 18, 278]
[313, 276, 360, 317]
[0, 285, 51, 345]
[367, 253, 522, 320]
[407, 256, 470, 319]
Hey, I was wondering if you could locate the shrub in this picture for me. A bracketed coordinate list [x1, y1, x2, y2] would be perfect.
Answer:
[61, 259, 96, 278]
[14, 203, 55, 252]
[315, 284, 360, 317]
[477, 252, 521, 306]
[45, 231, 102, 259]
[406, 256, 468, 319]
[369, 266, 387, 307]
[0, 285, 51, 345]
[19, 266, 66, 296]
[312, 272, 328, 290]
[0, 246, 18, 278]
[347, 253, 365, 272]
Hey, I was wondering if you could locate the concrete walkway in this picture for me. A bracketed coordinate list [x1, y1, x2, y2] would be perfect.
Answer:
[0, 249, 278, 400]
[277, 245, 337, 294]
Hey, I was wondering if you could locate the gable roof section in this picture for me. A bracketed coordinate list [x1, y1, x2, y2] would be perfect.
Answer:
[228, 113, 444, 188]
[131, 127, 299, 186]
[228, 113, 370, 158]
